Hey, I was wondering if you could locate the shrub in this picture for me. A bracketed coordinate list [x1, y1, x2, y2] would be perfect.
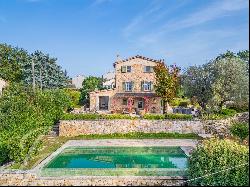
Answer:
[220, 108, 237, 116]
[0, 83, 71, 165]
[201, 108, 237, 120]
[188, 139, 249, 186]
[64, 89, 81, 109]
[143, 114, 165, 120]
[61, 113, 138, 120]
[230, 122, 249, 141]
[179, 101, 188, 107]
[165, 113, 193, 120]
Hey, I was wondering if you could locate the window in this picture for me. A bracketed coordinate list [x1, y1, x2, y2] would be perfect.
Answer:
[127, 66, 131, 72]
[125, 82, 132, 91]
[144, 66, 153, 73]
[121, 66, 132, 73]
[122, 98, 127, 105]
[141, 81, 152, 91]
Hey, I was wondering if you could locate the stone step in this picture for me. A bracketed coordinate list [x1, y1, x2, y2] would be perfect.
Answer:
[198, 134, 214, 139]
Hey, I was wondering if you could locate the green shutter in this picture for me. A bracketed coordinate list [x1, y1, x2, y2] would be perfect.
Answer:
[121, 66, 126, 73]
[122, 82, 125, 91]
[141, 81, 144, 91]
[131, 81, 134, 91]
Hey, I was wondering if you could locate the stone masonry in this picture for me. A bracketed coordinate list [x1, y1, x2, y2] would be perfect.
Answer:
[89, 55, 163, 113]
[59, 113, 249, 137]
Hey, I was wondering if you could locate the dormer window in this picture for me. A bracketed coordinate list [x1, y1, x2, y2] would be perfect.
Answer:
[121, 66, 132, 73]
[144, 66, 154, 73]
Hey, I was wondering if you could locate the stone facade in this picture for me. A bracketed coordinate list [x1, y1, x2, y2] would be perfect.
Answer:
[90, 55, 164, 114]
[59, 113, 249, 137]
[0, 171, 187, 186]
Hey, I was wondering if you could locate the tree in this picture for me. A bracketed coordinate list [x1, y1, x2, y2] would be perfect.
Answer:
[80, 76, 103, 106]
[0, 43, 69, 89]
[0, 44, 29, 82]
[154, 63, 180, 114]
[182, 64, 214, 109]
[210, 55, 249, 109]
[182, 50, 249, 110]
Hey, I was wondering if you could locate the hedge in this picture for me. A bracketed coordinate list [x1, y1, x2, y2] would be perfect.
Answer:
[188, 139, 249, 186]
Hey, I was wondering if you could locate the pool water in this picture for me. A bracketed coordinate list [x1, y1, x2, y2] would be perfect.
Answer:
[41, 146, 188, 176]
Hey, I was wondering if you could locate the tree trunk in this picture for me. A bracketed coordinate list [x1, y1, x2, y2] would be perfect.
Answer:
[162, 99, 168, 114]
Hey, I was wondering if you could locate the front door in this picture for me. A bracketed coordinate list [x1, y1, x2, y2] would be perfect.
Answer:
[99, 96, 109, 110]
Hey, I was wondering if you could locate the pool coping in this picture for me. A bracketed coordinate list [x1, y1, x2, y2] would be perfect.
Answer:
[32, 139, 197, 177]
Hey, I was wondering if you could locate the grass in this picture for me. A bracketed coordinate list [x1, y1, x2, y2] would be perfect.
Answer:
[8, 132, 200, 170]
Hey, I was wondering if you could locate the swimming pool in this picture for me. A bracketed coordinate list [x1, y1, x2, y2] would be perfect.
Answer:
[41, 146, 188, 177]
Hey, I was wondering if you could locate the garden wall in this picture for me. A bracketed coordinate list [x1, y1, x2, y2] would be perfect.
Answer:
[0, 170, 186, 186]
[59, 112, 249, 137]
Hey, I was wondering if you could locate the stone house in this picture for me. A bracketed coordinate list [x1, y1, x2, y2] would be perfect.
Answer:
[90, 55, 164, 114]
[0, 78, 7, 96]
[72, 75, 85, 89]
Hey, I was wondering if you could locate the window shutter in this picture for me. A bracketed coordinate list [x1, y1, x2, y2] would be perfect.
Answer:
[150, 81, 153, 91]
[141, 81, 144, 91]
[144, 66, 146, 72]
[121, 66, 126, 73]
[131, 81, 134, 91]
[150, 66, 154, 72]
[122, 82, 125, 91]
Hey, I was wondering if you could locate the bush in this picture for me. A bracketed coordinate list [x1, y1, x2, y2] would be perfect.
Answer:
[143, 114, 165, 120]
[64, 89, 81, 109]
[0, 84, 71, 165]
[188, 139, 249, 186]
[179, 101, 188, 107]
[230, 122, 249, 141]
[201, 108, 237, 120]
[165, 113, 193, 120]
[220, 108, 237, 116]
[61, 113, 138, 120]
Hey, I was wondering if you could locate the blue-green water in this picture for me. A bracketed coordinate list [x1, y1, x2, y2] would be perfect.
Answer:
[42, 146, 188, 176]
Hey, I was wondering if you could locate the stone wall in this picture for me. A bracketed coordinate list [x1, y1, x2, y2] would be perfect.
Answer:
[59, 119, 205, 137]
[59, 113, 249, 137]
[0, 171, 186, 186]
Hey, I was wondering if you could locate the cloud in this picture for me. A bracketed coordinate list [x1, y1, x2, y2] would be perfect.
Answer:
[126, 0, 249, 48]
[123, 0, 187, 38]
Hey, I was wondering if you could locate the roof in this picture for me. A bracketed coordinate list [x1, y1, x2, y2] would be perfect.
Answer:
[113, 55, 164, 67]
[114, 92, 158, 98]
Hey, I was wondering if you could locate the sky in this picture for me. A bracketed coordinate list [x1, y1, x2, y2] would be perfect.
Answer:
[0, 0, 249, 78]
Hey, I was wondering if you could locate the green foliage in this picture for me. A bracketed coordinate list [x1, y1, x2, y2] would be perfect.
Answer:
[200, 108, 237, 120]
[0, 43, 69, 88]
[230, 122, 249, 141]
[64, 89, 81, 108]
[143, 114, 165, 120]
[0, 83, 70, 165]
[188, 139, 249, 186]
[154, 63, 180, 113]
[182, 50, 249, 110]
[80, 76, 103, 106]
[220, 108, 237, 116]
[165, 113, 193, 120]
[169, 97, 190, 107]
[77, 132, 199, 139]
[61, 113, 138, 120]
